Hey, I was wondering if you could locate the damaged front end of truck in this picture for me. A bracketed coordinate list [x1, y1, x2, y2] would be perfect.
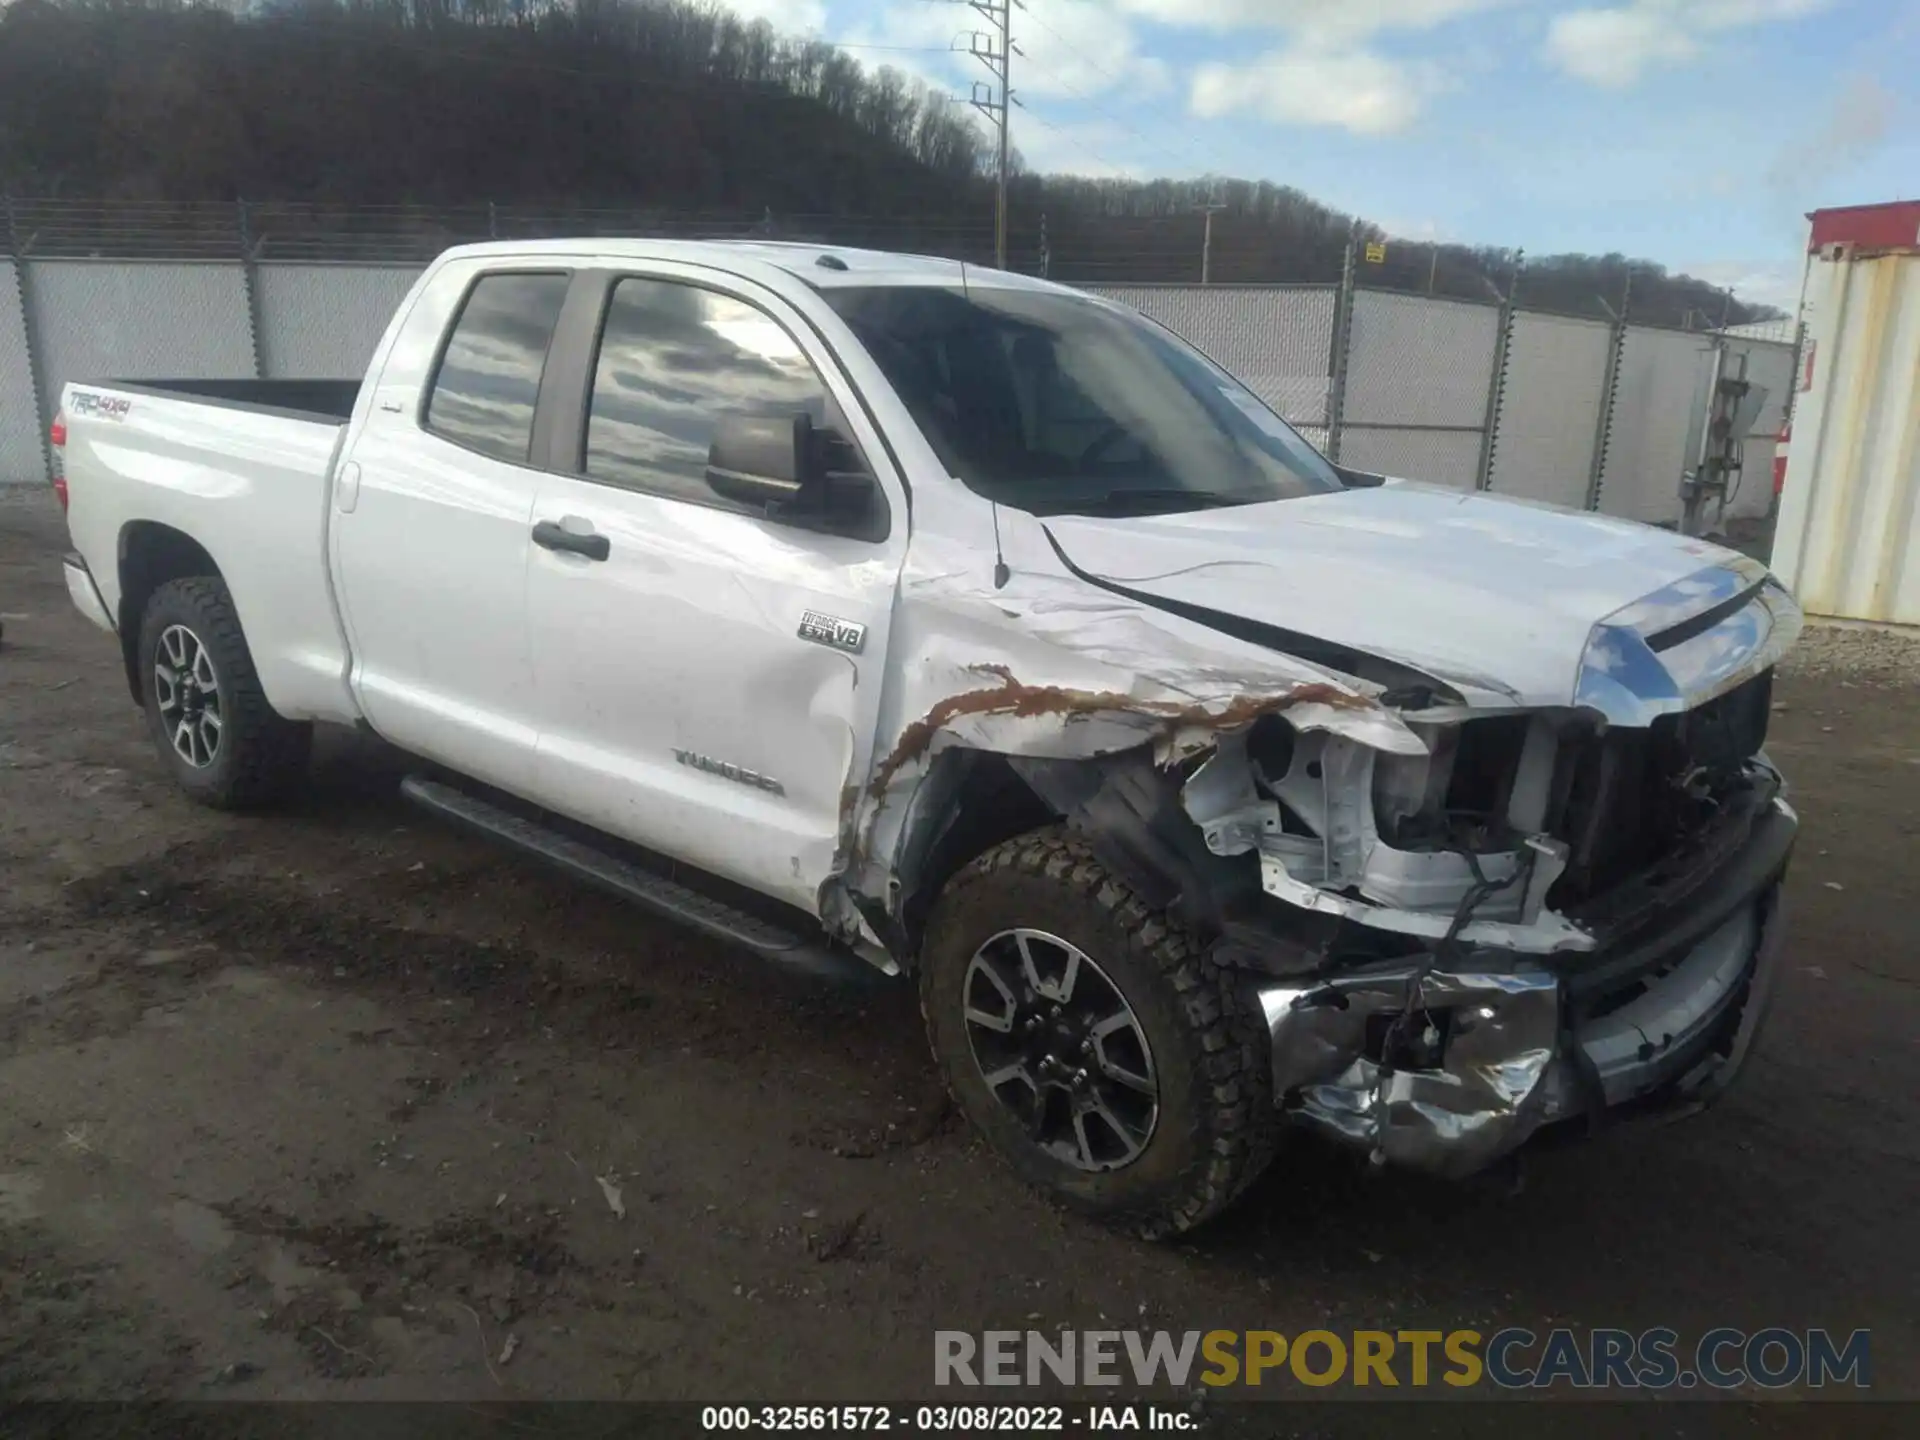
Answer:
[838, 541, 1802, 1178]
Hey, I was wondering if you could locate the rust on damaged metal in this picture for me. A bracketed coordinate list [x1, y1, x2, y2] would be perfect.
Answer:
[836, 778, 863, 842]
[865, 664, 1378, 799]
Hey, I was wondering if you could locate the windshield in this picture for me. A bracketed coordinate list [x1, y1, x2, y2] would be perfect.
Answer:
[821, 285, 1343, 517]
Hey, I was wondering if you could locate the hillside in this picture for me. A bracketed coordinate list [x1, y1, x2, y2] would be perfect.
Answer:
[0, 0, 983, 214]
[0, 0, 1781, 326]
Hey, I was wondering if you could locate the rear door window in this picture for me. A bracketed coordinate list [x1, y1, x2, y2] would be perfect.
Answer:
[424, 272, 570, 463]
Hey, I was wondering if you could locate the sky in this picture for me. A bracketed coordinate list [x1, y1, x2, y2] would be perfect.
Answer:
[718, 0, 1919, 309]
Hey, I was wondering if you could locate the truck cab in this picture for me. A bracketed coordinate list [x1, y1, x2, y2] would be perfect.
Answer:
[57, 241, 1800, 1235]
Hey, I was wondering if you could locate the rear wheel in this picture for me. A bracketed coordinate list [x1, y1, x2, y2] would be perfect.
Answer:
[920, 828, 1276, 1237]
[137, 576, 310, 809]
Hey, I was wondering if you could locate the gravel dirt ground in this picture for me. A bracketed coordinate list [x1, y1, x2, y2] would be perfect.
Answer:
[2, 487, 1915, 1420]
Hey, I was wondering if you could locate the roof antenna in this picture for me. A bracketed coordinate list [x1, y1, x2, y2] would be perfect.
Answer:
[960, 258, 1012, 590]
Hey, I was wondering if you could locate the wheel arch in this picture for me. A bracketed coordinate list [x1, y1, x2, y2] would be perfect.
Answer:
[881, 750, 1060, 967]
[117, 522, 223, 706]
[871, 744, 1265, 970]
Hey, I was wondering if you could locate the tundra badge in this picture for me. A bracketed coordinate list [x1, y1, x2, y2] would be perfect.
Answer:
[672, 749, 786, 796]
[797, 610, 866, 654]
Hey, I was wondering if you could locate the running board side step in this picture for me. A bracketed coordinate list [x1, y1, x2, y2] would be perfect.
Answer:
[399, 775, 880, 985]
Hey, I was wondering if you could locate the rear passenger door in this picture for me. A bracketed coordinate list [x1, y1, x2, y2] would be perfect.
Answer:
[330, 264, 570, 793]
[524, 266, 909, 915]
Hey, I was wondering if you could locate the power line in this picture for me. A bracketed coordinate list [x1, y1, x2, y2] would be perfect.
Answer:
[1015, 109, 1137, 180]
[1010, 67, 1200, 187]
[1016, 0, 1224, 180]
[902, 0, 1215, 248]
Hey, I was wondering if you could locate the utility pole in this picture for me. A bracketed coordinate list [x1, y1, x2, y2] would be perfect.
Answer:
[1197, 200, 1226, 284]
[959, 0, 1018, 268]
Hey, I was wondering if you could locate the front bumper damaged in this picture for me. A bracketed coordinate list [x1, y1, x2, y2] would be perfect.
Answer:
[1253, 795, 1795, 1177]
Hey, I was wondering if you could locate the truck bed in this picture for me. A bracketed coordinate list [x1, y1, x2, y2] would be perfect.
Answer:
[101, 378, 362, 424]
[60, 379, 361, 728]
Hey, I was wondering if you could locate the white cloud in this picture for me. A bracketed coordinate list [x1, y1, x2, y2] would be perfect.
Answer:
[720, 0, 828, 32]
[1545, 0, 1833, 88]
[1543, 8, 1696, 86]
[1159, 1, 1508, 135]
[843, 1, 1166, 102]
[1191, 42, 1443, 136]
[1009, 0, 1172, 100]
[1115, 0, 1517, 40]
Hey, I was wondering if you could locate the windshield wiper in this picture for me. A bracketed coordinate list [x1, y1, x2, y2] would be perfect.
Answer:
[1059, 489, 1249, 516]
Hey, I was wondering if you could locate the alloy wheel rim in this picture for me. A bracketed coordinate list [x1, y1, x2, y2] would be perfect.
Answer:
[153, 623, 223, 769]
[962, 928, 1159, 1172]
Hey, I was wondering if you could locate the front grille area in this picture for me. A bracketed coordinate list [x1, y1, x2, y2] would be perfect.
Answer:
[1548, 669, 1773, 908]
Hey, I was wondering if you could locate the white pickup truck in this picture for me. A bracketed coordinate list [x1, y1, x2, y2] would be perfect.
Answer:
[56, 240, 1801, 1234]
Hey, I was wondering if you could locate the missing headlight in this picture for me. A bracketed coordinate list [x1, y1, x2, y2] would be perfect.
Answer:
[1375, 713, 1533, 852]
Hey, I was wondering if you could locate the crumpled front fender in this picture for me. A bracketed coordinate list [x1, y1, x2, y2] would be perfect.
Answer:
[841, 521, 1429, 913]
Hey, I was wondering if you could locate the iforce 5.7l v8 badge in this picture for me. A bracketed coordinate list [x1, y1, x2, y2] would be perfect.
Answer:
[797, 610, 866, 654]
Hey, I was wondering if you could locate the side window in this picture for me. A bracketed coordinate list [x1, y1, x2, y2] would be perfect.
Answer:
[584, 277, 832, 508]
[424, 272, 570, 464]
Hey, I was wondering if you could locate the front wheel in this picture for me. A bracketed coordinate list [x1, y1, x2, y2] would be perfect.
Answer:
[137, 576, 311, 809]
[920, 829, 1276, 1237]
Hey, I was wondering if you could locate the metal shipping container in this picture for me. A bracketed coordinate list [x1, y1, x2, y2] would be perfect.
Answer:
[1771, 201, 1920, 626]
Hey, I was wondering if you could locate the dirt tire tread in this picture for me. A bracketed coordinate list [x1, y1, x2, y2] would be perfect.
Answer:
[138, 576, 310, 810]
[920, 826, 1277, 1238]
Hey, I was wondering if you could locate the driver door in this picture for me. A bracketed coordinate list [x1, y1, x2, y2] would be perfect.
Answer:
[524, 267, 908, 915]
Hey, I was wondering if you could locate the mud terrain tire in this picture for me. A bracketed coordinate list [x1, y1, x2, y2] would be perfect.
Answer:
[921, 828, 1276, 1237]
[138, 576, 311, 810]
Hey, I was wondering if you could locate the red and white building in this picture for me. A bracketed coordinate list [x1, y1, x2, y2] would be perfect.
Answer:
[1770, 201, 1920, 627]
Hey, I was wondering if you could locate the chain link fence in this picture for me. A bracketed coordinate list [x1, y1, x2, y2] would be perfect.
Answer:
[1484, 311, 1613, 510]
[253, 263, 426, 379]
[1337, 290, 1504, 492]
[1, 200, 1800, 538]
[0, 258, 40, 484]
[1597, 326, 1720, 525]
[29, 260, 258, 413]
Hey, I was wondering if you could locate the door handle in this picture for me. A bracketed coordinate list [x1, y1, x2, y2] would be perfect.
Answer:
[532, 519, 610, 562]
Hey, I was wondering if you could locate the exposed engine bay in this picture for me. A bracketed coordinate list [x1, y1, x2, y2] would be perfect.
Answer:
[1180, 667, 1780, 958]
[1171, 666, 1789, 1175]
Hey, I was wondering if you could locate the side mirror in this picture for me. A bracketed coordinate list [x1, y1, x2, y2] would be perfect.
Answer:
[1335, 465, 1388, 489]
[706, 413, 812, 508]
[706, 411, 889, 541]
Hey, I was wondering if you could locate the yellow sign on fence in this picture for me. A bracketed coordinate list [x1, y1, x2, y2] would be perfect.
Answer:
[1365, 241, 1387, 264]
